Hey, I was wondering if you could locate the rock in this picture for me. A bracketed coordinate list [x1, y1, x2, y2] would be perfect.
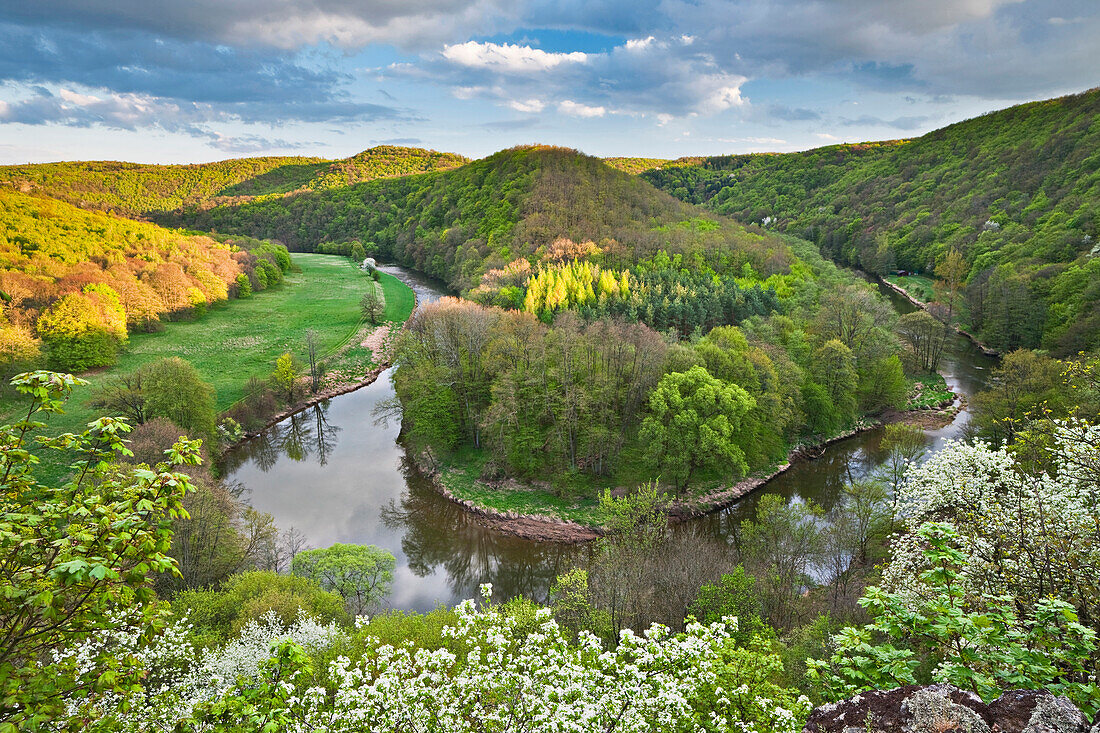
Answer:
[804, 686, 1091, 733]
[903, 686, 990, 733]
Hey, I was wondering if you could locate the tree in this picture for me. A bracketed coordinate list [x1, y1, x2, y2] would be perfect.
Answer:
[271, 352, 301, 403]
[291, 543, 396, 614]
[36, 289, 128, 372]
[234, 272, 252, 298]
[738, 494, 824, 630]
[689, 566, 771, 647]
[0, 370, 200, 727]
[897, 310, 946, 372]
[813, 284, 894, 359]
[141, 357, 217, 444]
[640, 365, 755, 491]
[970, 348, 1067, 443]
[172, 571, 349, 648]
[549, 568, 610, 640]
[935, 247, 968, 322]
[360, 282, 385, 325]
[857, 354, 907, 412]
[349, 240, 366, 263]
[92, 370, 150, 426]
[0, 325, 39, 375]
[811, 339, 858, 426]
[884, 435, 1100, 641]
[305, 329, 321, 393]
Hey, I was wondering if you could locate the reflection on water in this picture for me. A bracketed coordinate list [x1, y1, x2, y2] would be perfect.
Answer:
[221, 267, 998, 611]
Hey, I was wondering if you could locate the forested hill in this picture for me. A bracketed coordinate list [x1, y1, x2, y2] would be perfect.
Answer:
[0, 189, 295, 371]
[173, 145, 798, 293]
[642, 88, 1100, 354]
[0, 145, 468, 219]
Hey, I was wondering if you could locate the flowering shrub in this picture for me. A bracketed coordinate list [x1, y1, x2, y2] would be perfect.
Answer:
[811, 428, 1100, 717]
[60, 611, 346, 731]
[809, 523, 1100, 716]
[75, 586, 807, 732]
[883, 437, 1100, 633]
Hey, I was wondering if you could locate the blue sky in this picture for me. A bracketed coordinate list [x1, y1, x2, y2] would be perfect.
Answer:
[0, 0, 1097, 164]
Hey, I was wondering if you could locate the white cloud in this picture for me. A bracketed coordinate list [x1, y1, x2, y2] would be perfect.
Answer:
[814, 132, 841, 141]
[58, 88, 101, 106]
[508, 98, 545, 113]
[625, 36, 657, 51]
[442, 41, 588, 73]
[452, 85, 490, 99]
[558, 100, 606, 118]
[697, 84, 745, 114]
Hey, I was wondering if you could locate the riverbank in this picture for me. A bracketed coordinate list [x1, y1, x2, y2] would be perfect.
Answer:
[231, 272, 416, 442]
[414, 400, 960, 543]
[879, 276, 1000, 356]
[235, 323, 402, 440]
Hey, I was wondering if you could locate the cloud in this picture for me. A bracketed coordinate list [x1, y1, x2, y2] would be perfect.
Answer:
[442, 41, 587, 72]
[508, 98, 546, 113]
[206, 133, 320, 154]
[658, 0, 1099, 98]
[0, 0, 514, 50]
[766, 104, 821, 121]
[841, 113, 935, 130]
[0, 84, 409, 146]
[558, 100, 606, 117]
[0, 23, 409, 126]
[0, 87, 207, 133]
[713, 136, 787, 145]
[374, 137, 424, 145]
[414, 32, 748, 119]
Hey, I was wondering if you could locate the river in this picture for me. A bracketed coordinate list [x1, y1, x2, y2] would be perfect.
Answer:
[221, 267, 996, 611]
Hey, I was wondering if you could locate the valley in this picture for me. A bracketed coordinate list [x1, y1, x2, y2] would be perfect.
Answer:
[2, 75, 1098, 731]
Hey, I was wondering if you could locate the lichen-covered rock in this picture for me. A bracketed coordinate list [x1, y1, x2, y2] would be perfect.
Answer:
[804, 685, 1091, 733]
[903, 686, 991, 733]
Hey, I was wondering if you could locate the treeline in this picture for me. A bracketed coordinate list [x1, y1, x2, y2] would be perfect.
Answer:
[395, 283, 906, 489]
[0, 190, 290, 372]
[645, 88, 1100, 354]
[470, 254, 782, 337]
[170, 146, 796, 294]
[0, 146, 468, 218]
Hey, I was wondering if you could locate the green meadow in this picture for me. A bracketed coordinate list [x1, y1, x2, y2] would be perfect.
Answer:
[1, 253, 414, 462]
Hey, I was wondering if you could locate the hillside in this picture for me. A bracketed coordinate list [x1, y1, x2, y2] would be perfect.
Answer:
[643, 88, 1100, 353]
[601, 156, 702, 174]
[173, 145, 799, 294]
[0, 146, 468, 218]
[0, 189, 294, 371]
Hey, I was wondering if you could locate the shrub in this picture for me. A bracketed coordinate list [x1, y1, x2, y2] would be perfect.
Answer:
[171, 571, 349, 649]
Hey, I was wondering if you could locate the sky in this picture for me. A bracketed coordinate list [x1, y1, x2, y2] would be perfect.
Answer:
[0, 0, 1097, 164]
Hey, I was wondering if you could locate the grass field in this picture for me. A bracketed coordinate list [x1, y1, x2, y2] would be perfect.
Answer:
[438, 449, 605, 526]
[1, 253, 414, 467]
[885, 274, 936, 302]
[906, 371, 954, 409]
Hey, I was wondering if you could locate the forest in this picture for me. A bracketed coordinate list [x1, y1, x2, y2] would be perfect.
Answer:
[643, 88, 1100, 354]
[0, 190, 289, 372]
[395, 249, 910, 495]
[169, 146, 797, 294]
[0, 145, 468, 218]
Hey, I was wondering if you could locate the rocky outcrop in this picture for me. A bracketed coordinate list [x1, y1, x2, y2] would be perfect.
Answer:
[803, 685, 1095, 733]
